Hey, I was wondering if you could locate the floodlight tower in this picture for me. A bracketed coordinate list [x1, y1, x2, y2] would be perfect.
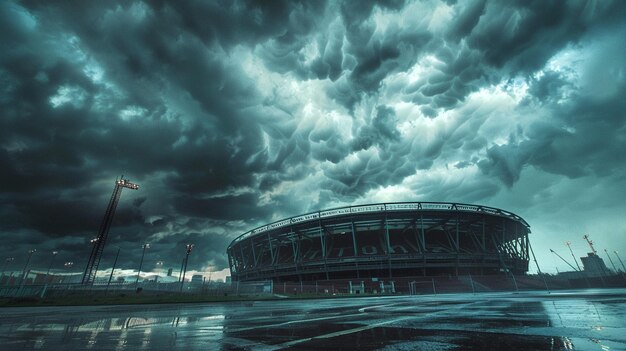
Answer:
[82, 176, 139, 285]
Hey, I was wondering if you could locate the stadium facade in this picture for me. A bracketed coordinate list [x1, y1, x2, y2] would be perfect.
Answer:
[227, 202, 530, 282]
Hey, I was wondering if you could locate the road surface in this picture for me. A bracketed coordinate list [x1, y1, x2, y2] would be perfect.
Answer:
[1, 289, 625, 350]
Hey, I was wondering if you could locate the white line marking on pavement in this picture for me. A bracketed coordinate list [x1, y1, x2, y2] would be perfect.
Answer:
[279, 300, 483, 348]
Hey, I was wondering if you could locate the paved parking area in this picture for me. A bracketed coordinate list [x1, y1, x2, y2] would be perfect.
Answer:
[1, 289, 625, 350]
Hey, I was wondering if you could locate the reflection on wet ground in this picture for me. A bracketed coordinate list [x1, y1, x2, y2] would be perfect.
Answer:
[0, 289, 624, 350]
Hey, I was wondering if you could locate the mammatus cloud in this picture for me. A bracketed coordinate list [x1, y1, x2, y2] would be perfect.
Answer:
[0, 0, 624, 277]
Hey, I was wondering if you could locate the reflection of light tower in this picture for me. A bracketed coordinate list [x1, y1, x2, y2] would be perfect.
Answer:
[180, 244, 194, 292]
[615, 251, 626, 272]
[135, 243, 150, 288]
[565, 241, 582, 271]
[45, 251, 59, 283]
[604, 249, 618, 272]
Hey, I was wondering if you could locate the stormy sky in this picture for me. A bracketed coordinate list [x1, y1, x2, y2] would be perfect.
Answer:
[1, 0, 624, 280]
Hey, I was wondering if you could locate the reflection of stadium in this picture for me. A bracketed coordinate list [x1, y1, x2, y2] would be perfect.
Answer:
[227, 202, 530, 282]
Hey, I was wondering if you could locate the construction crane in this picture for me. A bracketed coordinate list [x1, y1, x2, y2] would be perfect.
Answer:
[583, 234, 597, 254]
[550, 249, 579, 272]
[82, 176, 139, 285]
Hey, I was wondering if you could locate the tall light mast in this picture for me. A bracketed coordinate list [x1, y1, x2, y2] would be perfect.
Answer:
[82, 176, 139, 285]
[565, 241, 582, 271]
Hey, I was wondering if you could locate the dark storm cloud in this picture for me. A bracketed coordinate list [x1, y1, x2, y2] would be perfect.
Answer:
[1, 0, 624, 276]
[351, 105, 400, 151]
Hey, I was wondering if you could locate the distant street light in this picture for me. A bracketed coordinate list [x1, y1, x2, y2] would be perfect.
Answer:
[45, 251, 59, 284]
[63, 261, 74, 284]
[19, 249, 36, 285]
[106, 247, 121, 295]
[1, 257, 15, 286]
[615, 251, 626, 273]
[1, 257, 14, 275]
[180, 244, 194, 292]
[135, 243, 150, 288]
[604, 249, 618, 272]
[155, 261, 163, 283]
[17, 249, 36, 295]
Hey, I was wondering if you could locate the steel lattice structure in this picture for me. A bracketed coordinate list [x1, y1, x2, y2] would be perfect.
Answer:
[227, 202, 531, 282]
[82, 176, 139, 285]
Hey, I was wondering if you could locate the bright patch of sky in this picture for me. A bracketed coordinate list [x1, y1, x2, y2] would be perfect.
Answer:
[49, 85, 87, 108]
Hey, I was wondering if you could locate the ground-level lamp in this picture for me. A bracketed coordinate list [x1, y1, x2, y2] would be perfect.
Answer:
[180, 244, 194, 292]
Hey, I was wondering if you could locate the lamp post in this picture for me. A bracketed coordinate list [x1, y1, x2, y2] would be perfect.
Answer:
[63, 261, 74, 288]
[180, 244, 194, 292]
[45, 251, 59, 284]
[604, 249, 618, 273]
[105, 247, 121, 295]
[87, 237, 99, 285]
[17, 249, 36, 296]
[1, 257, 14, 286]
[615, 251, 626, 273]
[135, 243, 150, 289]
[155, 261, 163, 283]
[19, 249, 36, 285]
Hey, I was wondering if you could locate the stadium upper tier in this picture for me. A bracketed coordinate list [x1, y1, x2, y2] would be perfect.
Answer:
[227, 202, 531, 282]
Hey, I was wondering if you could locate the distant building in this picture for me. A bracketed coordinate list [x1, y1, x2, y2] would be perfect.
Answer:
[558, 252, 612, 279]
[191, 274, 203, 285]
[581, 252, 611, 275]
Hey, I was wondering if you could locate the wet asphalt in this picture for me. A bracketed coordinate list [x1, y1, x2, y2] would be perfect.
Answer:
[0, 289, 624, 350]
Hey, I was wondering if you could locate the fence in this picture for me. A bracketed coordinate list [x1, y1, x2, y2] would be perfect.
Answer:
[2, 273, 625, 299]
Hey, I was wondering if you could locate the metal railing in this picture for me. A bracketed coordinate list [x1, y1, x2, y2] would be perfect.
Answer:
[229, 202, 529, 248]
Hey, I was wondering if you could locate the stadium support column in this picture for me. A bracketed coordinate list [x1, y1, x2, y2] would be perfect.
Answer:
[455, 211, 460, 276]
[351, 219, 360, 279]
[481, 218, 486, 275]
[267, 233, 277, 279]
[420, 211, 426, 276]
[318, 214, 329, 280]
[238, 244, 246, 277]
[250, 239, 257, 275]
[384, 207, 392, 278]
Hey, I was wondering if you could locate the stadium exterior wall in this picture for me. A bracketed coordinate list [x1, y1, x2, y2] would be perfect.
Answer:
[227, 202, 530, 282]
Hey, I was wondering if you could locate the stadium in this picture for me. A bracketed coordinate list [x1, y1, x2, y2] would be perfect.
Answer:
[227, 202, 530, 285]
